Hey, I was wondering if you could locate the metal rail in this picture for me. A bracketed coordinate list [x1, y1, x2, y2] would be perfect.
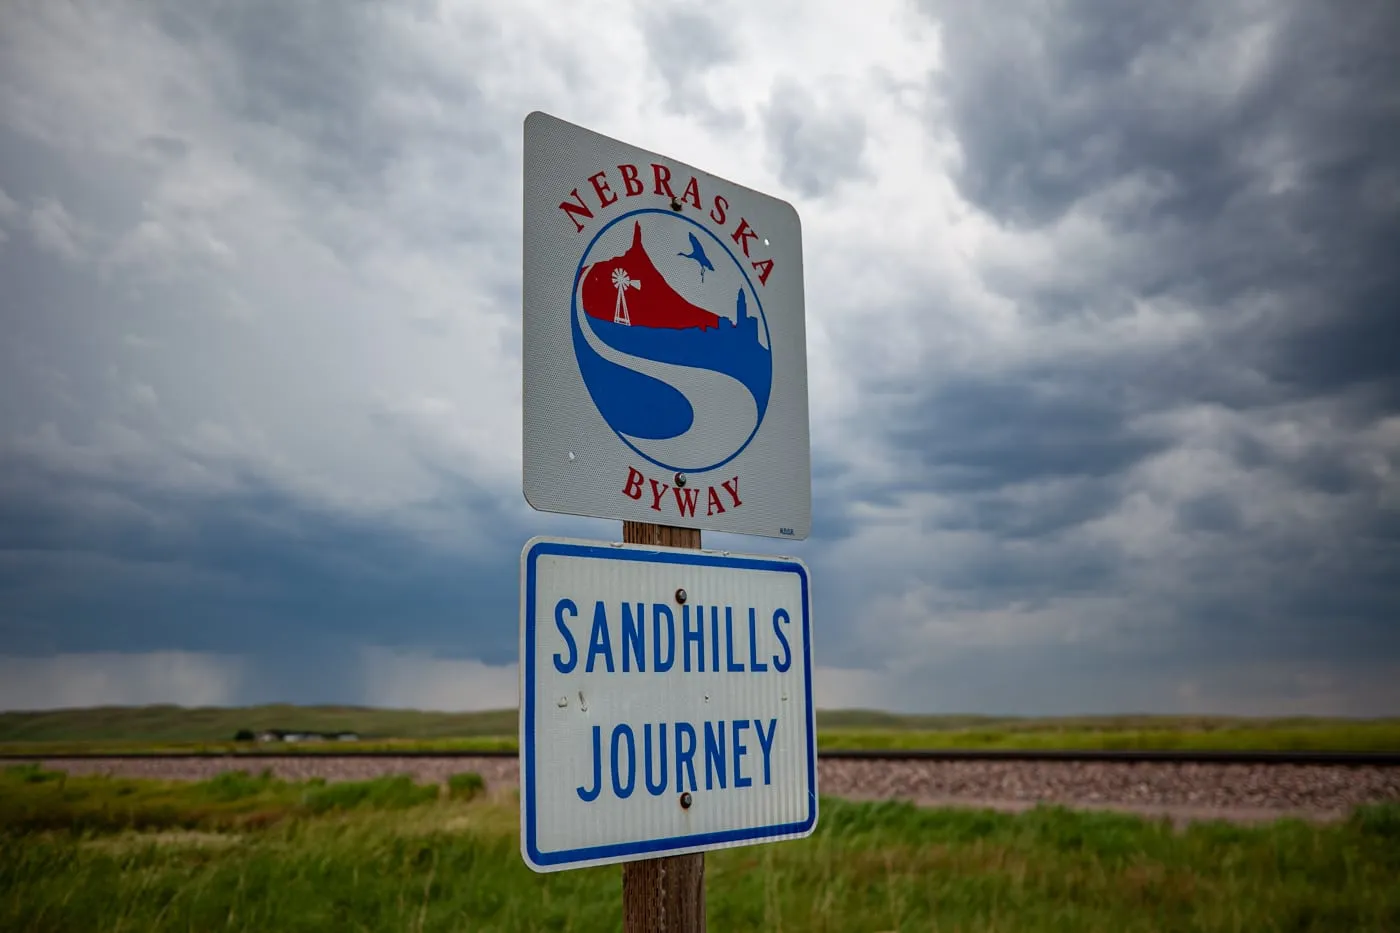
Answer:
[4, 749, 1399, 766]
[819, 748, 1400, 766]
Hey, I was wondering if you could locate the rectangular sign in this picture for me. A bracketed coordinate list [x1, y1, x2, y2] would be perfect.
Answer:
[522, 111, 811, 539]
[519, 536, 817, 872]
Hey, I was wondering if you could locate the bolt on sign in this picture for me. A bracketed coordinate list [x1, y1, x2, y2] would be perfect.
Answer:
[522, 112, 811, 539]
[519, 537, 817, 872]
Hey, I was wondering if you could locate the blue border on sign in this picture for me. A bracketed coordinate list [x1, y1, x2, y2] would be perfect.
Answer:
[523, 539, 817, 868]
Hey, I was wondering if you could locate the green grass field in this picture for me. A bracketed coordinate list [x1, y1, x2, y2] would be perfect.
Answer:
[3, 706, 1400, 757]
[3, 706, 1399, 756]
[3, 764, 1397, 932]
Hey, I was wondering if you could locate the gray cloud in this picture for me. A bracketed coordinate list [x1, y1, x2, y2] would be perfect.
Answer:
[763, 81, 868, 198]
[796, 0, 1400, 700]
[889, 376, 1167, 491]
[909, 2, 1399, 442]
[0, 444, 524, 659]
[0, 651, 246, 710]
[1174, 491, 1243, 535]
[924, 0, 1400, 395]
[0, 0, 1396, 715]
[927, 3, 1397, 225]
[641, 6, 741, 128]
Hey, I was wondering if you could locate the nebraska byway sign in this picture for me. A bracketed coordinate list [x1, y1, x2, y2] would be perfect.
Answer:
[522, 112, 811, 539]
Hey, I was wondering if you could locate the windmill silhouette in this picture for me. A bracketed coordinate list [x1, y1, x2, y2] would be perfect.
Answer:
[678, 232, 716, 282]
[611, 267, 641, 325]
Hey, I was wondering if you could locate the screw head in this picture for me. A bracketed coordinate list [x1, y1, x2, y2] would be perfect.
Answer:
[670, 197, 683, 212]
[680, 792, 693, 809]
[674, 473, 687, 487]
[675, 588, 688, 604]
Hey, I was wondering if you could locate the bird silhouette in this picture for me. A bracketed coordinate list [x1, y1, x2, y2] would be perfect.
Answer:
[678, 232, 716, 282]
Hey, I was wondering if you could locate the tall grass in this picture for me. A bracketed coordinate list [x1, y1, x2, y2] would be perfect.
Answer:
[2, 766, 1397, 931]
[816, 720, 1400, 751]
[0, 704, 519, 743]
[0, 764, 479, 834]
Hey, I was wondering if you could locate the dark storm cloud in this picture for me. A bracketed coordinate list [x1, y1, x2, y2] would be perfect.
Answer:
[0, 445, 528, 666]
[0, 0, 538, 709]
[147, 0, 501, 206]
[802, 0, 1400, 701]
[939, 477, 1120, 542]
[1, 0, 1395, 714]
[888, 376, 1166, 492]
[641, 7, 740, 126]
[152, 1, 395, 189]
[763, 81, 868, 198]
[1174, 492, 1243, 535]
[140, 135, 190, 161]
[926, 3, 1399, 226]
[905, 0, 1400, 467]
[924, 0, 1400, 396]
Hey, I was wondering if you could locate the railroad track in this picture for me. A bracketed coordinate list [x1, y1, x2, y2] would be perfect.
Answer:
[11, 748, 1399, 819]
[4, 748, 1399, 765]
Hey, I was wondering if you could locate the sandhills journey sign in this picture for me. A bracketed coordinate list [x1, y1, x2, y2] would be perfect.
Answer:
[518, 537, 817, 872]
[522, 111, 811, 539]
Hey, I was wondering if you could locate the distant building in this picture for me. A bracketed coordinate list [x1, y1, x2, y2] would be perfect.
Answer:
[252, 729, 361, 743]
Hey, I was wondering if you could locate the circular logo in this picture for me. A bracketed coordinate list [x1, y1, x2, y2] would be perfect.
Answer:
[571, 208, 772, 474]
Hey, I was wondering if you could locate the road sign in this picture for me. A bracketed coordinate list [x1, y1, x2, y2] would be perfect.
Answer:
[519, 536, 817, 872]
[522, 112, 811, 539]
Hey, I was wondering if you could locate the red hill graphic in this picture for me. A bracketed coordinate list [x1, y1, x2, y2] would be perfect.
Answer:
[580, 222, 720, 330]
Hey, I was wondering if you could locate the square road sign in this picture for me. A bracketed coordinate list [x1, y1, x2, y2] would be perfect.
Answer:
[519, 536, 818, 872]
[522, 112, 811, 539]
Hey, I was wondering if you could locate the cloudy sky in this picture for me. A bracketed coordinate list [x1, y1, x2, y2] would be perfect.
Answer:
[1, 0, 1397, 715]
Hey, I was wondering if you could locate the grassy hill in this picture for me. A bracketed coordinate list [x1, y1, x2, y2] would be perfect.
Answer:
[2, 706, 1398, 753]
[0, 705, 516, 744]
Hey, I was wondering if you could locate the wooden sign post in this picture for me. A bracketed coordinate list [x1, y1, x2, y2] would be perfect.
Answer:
[621, 520, 705, 932]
